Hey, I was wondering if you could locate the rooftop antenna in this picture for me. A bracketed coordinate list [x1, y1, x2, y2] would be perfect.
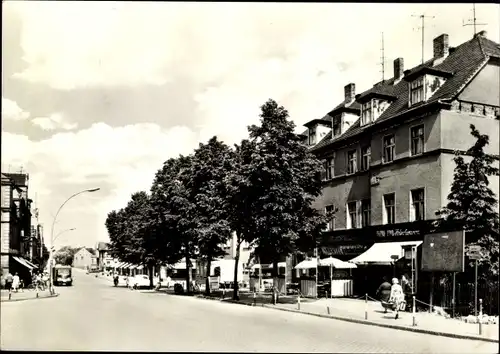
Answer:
[379, 32, 386, 81]
[463, 3, 487, 36]
[412, 13, 436, 64]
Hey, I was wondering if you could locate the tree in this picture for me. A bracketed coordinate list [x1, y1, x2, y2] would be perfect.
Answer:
[189, 137, 234, 295]
[225, 139, 261, 300]
[238, 99, 329, 301]
[106, 192, 163, 288]
[151, 155, 198, 293]
[54, 246, 78, 266]
[437, 124, 500, 279]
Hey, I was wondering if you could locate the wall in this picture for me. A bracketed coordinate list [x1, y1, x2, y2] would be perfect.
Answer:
[371, 113, 441, 165]
[73, 249, 93, 269]
[440, 110, 499, 156]
[371, 154, 442, 226]
[459, 62, 500, 106]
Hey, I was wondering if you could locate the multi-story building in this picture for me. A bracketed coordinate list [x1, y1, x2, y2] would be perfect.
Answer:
[301, 31, 499, 296]
[1, 172, 40, 284]
[73, 247, 97, 269]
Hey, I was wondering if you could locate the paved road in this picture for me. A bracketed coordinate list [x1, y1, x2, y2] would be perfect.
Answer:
[1, 271, 497, 353]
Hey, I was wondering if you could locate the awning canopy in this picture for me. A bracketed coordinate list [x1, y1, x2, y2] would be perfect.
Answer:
[128, 264, 138, 270]
[349, 241, 423, 265]
[121, 263, 132, 269]
[24, 258, 39, 269]
[136, 265, 144, 270]
[116, 262, 126, 268]
[12, 256, 34, 270]
[294, 259, 318, 270]
[251, 262, 286, 270]
[319, 257, 357, 269]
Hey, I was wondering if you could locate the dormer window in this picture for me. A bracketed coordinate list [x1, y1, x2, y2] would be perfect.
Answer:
[361, 101, 373, 125]
[410, 76, 425, 105]
[332, 118, 341, 137]
[308, 126, 316, 145]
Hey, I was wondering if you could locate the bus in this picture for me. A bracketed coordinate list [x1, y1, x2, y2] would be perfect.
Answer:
[53, 265, 73, 286]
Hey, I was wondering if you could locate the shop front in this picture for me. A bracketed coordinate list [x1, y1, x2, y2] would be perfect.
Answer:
[319, 219, 447, 298]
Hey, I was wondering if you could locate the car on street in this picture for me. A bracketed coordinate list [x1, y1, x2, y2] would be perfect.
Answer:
[129, 275, 151, 289]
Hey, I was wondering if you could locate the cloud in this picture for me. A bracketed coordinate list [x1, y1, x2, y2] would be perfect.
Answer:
[31, 113, 78, 131]
[1, 123, 199, 247]
[1, 97, 30, 121]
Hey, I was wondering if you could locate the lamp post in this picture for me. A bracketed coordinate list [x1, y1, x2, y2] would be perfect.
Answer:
[48, 188, 100, 294]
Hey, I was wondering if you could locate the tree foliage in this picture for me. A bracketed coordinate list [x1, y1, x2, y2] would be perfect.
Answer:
[54, 246, 78, 266]
[437, 124, 500, 279]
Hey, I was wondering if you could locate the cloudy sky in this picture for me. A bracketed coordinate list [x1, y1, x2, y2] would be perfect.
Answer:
[2, 2, 499, 249]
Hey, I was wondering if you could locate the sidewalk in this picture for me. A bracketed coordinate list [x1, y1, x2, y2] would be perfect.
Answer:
[271, 297, 499, 342]
[0, 289, 58, 302]
[169, 290, 498, 343]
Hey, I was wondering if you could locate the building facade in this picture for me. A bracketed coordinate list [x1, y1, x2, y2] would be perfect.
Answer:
[1, 172, 41, 283]
[300, 31, 499, 296]
[73, 247, 97, 269]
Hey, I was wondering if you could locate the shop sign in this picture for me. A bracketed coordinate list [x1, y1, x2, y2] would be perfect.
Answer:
[376, 229, 420, 238]
[321, 244, 370, 256]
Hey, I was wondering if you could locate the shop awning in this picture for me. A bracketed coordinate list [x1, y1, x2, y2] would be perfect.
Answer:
[294, 259, 318, 270]
[24, 259, 39, 269]
[116, 262, 126, 268]
[136, 265, 144, 270]
[12, 256, 35, 270]
[319, 257, 357, 269]
[121, 263, 132, 269]
[251, 262, 286, 270]
[129, 264, 138, 270]
[349, 241, 423, 266]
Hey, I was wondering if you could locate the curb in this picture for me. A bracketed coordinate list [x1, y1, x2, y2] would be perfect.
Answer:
[0, 293, 60, 303]
[192, 295, 498, 344]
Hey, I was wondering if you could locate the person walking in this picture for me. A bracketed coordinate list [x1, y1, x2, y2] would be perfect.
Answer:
[12, 273, 20, 293]
[376, 277, 392, 313]
[5, 272, 13, 293]
[389, 277, 405, 320]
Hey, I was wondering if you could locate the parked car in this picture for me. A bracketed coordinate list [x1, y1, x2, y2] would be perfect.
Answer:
[130, 275, 151, 289]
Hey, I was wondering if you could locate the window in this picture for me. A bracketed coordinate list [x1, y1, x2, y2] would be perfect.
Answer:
[410, 188, 425, 221]
[308, 127, 316, 145]
[361, 101, 373, 125]
[347, 150, 357, 174]
[383, 193, 396, 224]
[361, 146, 371, 171]
[361, 200, 371, 227]
[323, 156, 334, 180]
[325, 205, 335, 231]
[410, 77, 424, 105]
[410, 125, 424, 156]
[383, 134, 395, 163]
[347, 202, 358, 229]
[332, 120, 341, 137]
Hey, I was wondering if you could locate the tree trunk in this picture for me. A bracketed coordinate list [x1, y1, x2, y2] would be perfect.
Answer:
[205, 256, 212, 296]
[232, 234, 242, 300]
[273, 259, 279, 304]
[185, 250, 192, 294]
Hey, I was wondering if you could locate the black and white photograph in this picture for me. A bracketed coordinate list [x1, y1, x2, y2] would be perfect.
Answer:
[1, 1, 499, 353]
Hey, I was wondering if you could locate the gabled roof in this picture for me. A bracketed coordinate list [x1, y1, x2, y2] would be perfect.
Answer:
[310, 33, 498, 153]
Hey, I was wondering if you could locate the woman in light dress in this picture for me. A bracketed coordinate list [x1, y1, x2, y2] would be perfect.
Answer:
[389, 277, 405, 319]
[12, 273, 20, 293]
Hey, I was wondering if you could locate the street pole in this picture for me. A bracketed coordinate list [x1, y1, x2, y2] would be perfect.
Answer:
[314, 247, 318, 299]
[49, 188, 100, 294]
[452, 272, 456, 319]
[474, 260, 478, 317]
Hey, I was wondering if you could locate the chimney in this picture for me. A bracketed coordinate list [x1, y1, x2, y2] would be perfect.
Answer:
[344, 83, 355, 103]
[433, 34, 449, 59]
[393, 58, 404, 79]
[475, 30, 487, 38]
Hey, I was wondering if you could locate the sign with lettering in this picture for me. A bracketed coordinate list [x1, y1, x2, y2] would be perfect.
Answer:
[467, 246, 483, 260]
[376, 229, 421, 238]
[321, 244, 370, 257]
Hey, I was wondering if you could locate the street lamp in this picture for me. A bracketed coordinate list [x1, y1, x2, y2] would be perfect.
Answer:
[50, 228, 76, 252]
[48, 188, 100, 294]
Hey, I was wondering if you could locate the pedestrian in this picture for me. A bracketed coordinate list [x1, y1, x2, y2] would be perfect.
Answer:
[389, 277, 405, 320]
[19, 279, 25, 292]
[376, 276, 392, 313]
[5, 272, 13, 293]
[12, 273, 20, 293]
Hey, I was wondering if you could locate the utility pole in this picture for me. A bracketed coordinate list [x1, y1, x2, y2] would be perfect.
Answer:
[380, 32, 386, 82]
[463, 3, 487, 36]
[412, 14, 435, 64]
